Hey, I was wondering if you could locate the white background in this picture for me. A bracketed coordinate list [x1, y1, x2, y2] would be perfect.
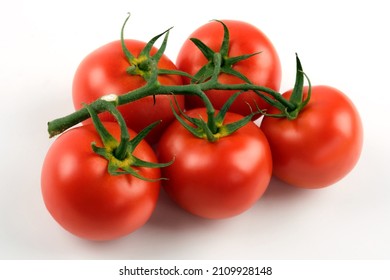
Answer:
[1, 0, 389, 260]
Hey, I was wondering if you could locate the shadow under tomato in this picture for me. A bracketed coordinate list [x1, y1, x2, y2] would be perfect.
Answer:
[261, 176, 313, 201]
[146, 177, 319, 232]
[146, 188, 221, 231]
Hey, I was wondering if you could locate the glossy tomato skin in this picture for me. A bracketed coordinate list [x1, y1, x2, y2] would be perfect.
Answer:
[72, 39, 184, 145]
[261, 86, 363, 189]
[41, 122, 160, 241]
[176, 20, 281, 116]
[157, 108, 272, 219]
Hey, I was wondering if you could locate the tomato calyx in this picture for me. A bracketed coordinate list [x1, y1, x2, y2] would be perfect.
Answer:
[84, 96, 172, 181]
[259, 54, 312, 120]
[172, 90, 258, 142]
[120, 13, 168, 81]
[189, 20, 261, 84]
[121, 13, 192, 82]
[285, 54, 312, 119]
[169, 52, 259, 142]
[187, 20, 311, 120]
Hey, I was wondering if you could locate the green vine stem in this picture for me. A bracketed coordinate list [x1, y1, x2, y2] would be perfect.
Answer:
[47, 53, 298, 138]
[47, 17, 309, 139]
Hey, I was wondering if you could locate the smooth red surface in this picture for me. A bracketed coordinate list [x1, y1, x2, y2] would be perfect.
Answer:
[41, 123, 161, 240]
[261, 85, 363, 188]
[157, 108, 272, 219]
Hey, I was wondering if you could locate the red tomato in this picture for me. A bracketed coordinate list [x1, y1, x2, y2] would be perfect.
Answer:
[157, 108, 272, 219]
[41, 122, 160, 241]
[176, 20, 281, 116]
[261, 85, 363, 189]
[72, 39, 184, 145]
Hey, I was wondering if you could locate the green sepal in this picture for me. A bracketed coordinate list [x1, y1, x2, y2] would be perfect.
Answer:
[284, 54, 312, 120]
[120, 13, 135, 61]
[141, 27, 173, 62]
[288, 53, 305, 107]
[107, 160, 160, 182]
[254, 89, 287, 113]
[214, 90, 245, 125]
[218, 114, 253, 136]
[300, 71, 312, 109]
[120, 14, 195, 82]
[189, 20, 261, 85]
[214, 90, 257, 137]
[170, 98, 210, 139]
[190, 38, 215, 61]
[254, 54, 312, 120]
[120, 13, 173, 81]
[188, 38, 215, 83]
[124, 27, 171, 79]
[84, 101, 172, 180]
[129, 120, 160, 151]
[170, 90, 259, 142]
[221, 63, 253, 84]
[191, 60, 215, 83]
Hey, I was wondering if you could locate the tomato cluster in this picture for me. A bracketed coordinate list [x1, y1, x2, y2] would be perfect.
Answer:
[42, 16, 363, 241]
